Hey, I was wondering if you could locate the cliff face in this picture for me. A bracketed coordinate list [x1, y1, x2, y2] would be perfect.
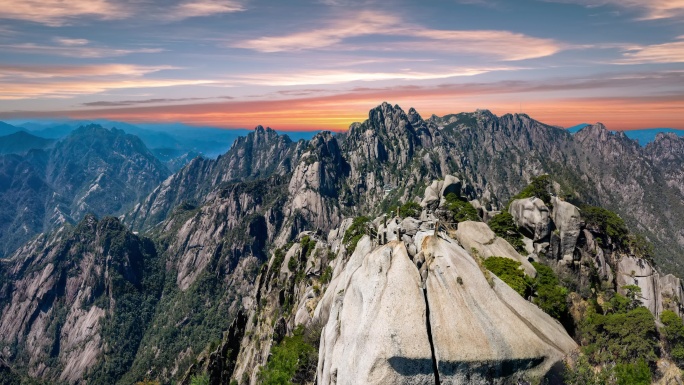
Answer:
[0, 215, 161, 384]
[124, 126, 303, 231]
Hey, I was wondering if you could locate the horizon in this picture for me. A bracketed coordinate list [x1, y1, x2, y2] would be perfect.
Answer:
[1, 1, 684, 131]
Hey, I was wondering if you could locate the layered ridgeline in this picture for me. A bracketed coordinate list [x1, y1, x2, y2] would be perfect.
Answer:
[0, 125, 170, 258]
[1, 103, 684, 384]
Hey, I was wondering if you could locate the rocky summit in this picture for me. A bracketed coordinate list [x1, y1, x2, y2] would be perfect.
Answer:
[1, 103, 684, 385]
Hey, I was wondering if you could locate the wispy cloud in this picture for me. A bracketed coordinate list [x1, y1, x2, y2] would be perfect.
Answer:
[0, 64, 213, 99]
[233, 11, 561, 61]
[0, 64, 175, 79]
[544, 0, 684, 20]
[0, 0, 129, 26]
[618, 37, 684, 64]
[0, 43, 163, 58]
[0, 0, 246, 25]
[166, 0, 245, 20]
[53, 37, 90, 46]
[82, 96, 234, 107]
[232, 67, 523, 86]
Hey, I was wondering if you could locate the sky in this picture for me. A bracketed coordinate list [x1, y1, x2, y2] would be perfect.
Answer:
[0, 0, 683, 131]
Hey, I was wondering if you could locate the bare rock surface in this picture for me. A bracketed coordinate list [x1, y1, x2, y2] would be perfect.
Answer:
[423, 234, 576, 384]
[316, 228, 576, 384]
[508, 198, 551, 242]
[551, 197, 582, 263]
[454, 221, 536, 277]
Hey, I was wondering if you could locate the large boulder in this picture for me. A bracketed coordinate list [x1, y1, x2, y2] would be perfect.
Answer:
[617, 256, 684, 318]
[423, 235, 577, 384]
[551, 197, 582, 264]
[420, 180, 443, 209]
[316, 232, 577, 384]
[420, 175, 462, 209]
[316, 241, 435, 385]
[508, 198, 551, 242]
[440, 175, 461, 198]
[454, 221, 536, 277]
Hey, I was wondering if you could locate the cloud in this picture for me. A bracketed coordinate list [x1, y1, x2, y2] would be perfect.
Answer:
[0, 0, 246, 25]
[0, 64, 213, 99]
[618, 37, 684, 64]
[232, 67, 522, 86]
[53, 37, 89, 46]
[0, 0, 128, 26]
[544, 0, 684, 20]
[233, 11, 561, 61]
[0, 64, 175, 79]
[0, 43, 163, 58]
[82, 96, 234, 107]
[166, 0, 245, 20]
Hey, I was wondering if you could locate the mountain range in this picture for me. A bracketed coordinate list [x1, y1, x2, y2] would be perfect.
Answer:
[1, 103, 684, 384]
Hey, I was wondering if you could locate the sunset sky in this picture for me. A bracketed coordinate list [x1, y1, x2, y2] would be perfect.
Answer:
[1, 0, 683, 131]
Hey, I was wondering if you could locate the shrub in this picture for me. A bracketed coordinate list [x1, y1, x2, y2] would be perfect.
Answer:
[190, 373, 210, 385]
[320, 266, 333, 284]
[531, 262, 568, 321]
[581, 205, 629, 246]
[661, 310, 684, 366]
[510, 175, 553, 206]
[615, 359, 651, 385]
[398, 201, 421, 218]
[483, 257, 531, 297]
[343, 216, 370, 254]
[259, 326, 317, 385]
[488, 212, 527, 255]
[579, 298, 659, 367]
[445, 193, 479, 223]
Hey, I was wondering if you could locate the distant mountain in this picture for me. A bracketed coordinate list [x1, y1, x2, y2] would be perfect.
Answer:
[622, 128, 684, 145]
[0, 131, 55, 154]
[567, 123, 684, 145]
[13, 120, 319, 163]
[566, 123, 589, 133]
[0, 121, 23, 136]
[0, 125, 169, 258]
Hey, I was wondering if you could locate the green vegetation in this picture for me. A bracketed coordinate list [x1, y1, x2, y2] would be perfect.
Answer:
[628, 233, 655, 264]
[444, 193, 479, 223]
[614, 360, 652, 385]
[578, 295, 659, 367]
[581, 205, 630, 246]
[483, 257, 531, 297]
[398, 201, 421, 218]
[565, 356, 651, 385]
[386, 201, 422, 219]
[343, 216, 370, 254]
[488, 212, 527, 255]
[320, 266, 333, 284]
[85, 219, 165, 385]
[289, 237, 316, 273]
[661, 310, 684, 366]
[189, 373, 210, 385]
[509, 175, 553, 206]
[531, 262, 568, 322]
[259, 326, 318, 385]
